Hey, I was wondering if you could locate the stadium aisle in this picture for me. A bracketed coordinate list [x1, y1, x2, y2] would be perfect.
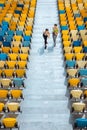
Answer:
[18, 0, 72, 129]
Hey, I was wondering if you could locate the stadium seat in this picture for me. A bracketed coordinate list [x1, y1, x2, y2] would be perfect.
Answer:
[16, 61, 27, 69]
[64, 53, 74, 60]
[71, 102, 86, 113]
[6, 102, 21, 112]
[3, 69, 14, 78]
[68, 78, 80, 88]
[80, 78, 87, 87]
[0, 103, 5, 112]
[19, 54, 29, 61]
[20, 47, 30, 54]
[73, 46, 82, 53]
[13, 78, 24, 87]
[65, 60, 76, 68]
[2, 47, 10, 53]
[1, 117, 19, 129]
[76, 61, 87, 68]
[78, 69, 87, 77]
[0, 78, 12, 88]
[6, 61, 16, 69]
[66, 69, 78, 77]
[8, 54, 18, 60]
[0, 61, 5, 69]
[0, 90, 9, 99]
[11, 47, 20, 53]
[10, 90, 23, 99]
[74, 118, 87, 129]
[0, 53, 8, 61]
[15, 69, 26, 78]
[75, 53, 85, 60]
[70, 90, 83, 99]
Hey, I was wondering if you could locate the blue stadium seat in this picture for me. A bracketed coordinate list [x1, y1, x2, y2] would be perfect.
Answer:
[83, 47, 87, 53]
[84, 17, 87, 22]
[0, 30, 5, 36]
[0, 4, 4, 7]
[77, 25, 85, 31]
[73, 41, 81, 46]
[4, 35, 13, 42]
[1, 25, 8, 31]
[0, 36, 3, 41]
[17, 4, 24, 8]
[61, 25, 68, 30]
[74, 118, 87, 129]
[80, 78, 87, 87]
[13, 78, 24, 87]
[22, 41, 31, 47]
[0, 53, 8, 60]
[16, 30, 23, 36]
[15, 10, 22, 14]
[74, 14, 80, 18]
[6, 30, 14, 36]
[23, 36, 31, 41]
[3, 41, 11, 47]
[78, 69, 87, 77]
[59, 10, 65, 14]
[65, 60, 76, 68]
[2, 21, 9, 26]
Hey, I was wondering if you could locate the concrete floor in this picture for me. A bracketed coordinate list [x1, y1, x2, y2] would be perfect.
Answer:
[18, 0, 73, 129]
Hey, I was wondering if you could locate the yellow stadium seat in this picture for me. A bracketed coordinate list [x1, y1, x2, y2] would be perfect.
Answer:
[64, 53, 74, 60]
[0, 103, 5, 112]
[8, 53, 18, 60]
[14, 35, 22, 41]
[68, 78, 80, 87]
[61, 21, 67, 25]
[17, 61, 27, 69]
[3, 69, 14, 78]
[1, 118, 18, 129]
[6, 61, 16, 69]
[83, 41, 87, 46]
[63, 41, 71, 47]
[18, 21, 25, 26]
[10, 90, 23, 99]
[76, 21, 84, 25]
[24, 30, 32, 35]
[0, 70, 3, 77]
[73, 47, 82, 53]
[11, 47, 20, 53]
[84, 90, 87, 98]
[75, 53, 85, 60]
[62, 35, 70, 41]
[62, 30, 69, 35]
[2, 47, 10, 53]
[15, 69, 26, 77]
[19, 54, 28, 61]
[0, 90, 9, 99]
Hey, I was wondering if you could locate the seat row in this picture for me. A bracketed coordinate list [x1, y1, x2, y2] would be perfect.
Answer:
[58, 0, 87, 129]
[0, 53, 29, 61]
[0, 0, 37, 129]
[0, 61, 27, 69]
[0, 47, 30, 53]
